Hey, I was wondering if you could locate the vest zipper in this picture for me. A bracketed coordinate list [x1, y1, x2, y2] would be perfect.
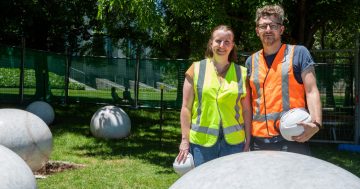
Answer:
[263, 59, 277, 137]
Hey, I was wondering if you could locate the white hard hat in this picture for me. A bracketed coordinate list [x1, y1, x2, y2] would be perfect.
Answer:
[280, 108, 312, 141]
[173, 153, 195, 176]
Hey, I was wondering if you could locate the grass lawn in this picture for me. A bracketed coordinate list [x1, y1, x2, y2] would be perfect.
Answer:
[34, 103, 180, 189]
[311, 143, 360, 177]
[1, 103, 360, 188]
[0, 88, 178, 106]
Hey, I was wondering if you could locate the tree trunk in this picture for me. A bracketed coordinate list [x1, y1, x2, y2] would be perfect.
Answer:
[296, 0, 307, 44]
[176, 62, 187, 108]
[343, 58, 354, 107]
[34, 54, 51, 101]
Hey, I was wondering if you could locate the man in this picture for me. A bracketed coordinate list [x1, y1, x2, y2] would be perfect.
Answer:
[245, 4, 322, 155]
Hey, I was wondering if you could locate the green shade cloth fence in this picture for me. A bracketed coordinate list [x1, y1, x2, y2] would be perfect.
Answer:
[0, 44, 358, 143]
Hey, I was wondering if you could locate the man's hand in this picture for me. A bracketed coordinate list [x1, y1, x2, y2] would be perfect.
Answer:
[292, 122, 320, 142]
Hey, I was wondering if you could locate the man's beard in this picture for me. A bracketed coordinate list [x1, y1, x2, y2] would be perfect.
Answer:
[262, 34, 276, 46]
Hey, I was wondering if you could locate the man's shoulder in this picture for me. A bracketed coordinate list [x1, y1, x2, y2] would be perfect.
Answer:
[245, 56, 252, 68]
[292, 44, 310, 54]
[245, 51, 259, 61]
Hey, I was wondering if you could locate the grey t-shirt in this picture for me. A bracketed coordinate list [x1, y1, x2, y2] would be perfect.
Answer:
[245, 45, 315, 84]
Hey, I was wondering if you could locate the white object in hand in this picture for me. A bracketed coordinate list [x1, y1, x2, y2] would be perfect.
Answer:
[280, 108, 311, 141]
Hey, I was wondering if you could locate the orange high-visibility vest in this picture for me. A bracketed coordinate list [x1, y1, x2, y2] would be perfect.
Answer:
[249, 44, 306, 137]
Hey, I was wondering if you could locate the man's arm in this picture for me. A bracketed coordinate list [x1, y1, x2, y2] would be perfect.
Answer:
[293, 66, 322, 142]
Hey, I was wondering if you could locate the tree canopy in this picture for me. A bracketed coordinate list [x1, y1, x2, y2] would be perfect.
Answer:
[0, 0, 359, 58]
[0, 0, 99, 53]
[96, 0, 360, 59]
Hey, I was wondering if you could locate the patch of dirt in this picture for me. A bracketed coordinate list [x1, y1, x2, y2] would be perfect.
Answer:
[34, 161, 86, 178]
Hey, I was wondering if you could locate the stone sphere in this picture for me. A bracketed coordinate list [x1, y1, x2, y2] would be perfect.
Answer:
[0, 145, 37, 189]
[26, 101, 55, 125]
[0, 108, 53, 172]
[170, 151, 360, 189]
[90, 106, 131, 139]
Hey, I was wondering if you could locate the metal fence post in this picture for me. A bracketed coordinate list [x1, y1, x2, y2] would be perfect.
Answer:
[19, 36, 25, 104]
[64, 45, 71, 105]
[134, 47, 141, 108]
[355, 32, 360, 144]
[159, 84, 164, 146]
[176, 62, 186, 108]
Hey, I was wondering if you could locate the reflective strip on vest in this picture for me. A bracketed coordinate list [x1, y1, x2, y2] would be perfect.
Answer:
[191, 124, 244, 136]
[191, 123, 244, 136]
[223, 124, 244, 134]
[234, 64, 244, 122]
[191, 124, 219, 136]
[253, 112, 282, 122]
[196, 59, 207, 126]
[281, 45, 291, 112]
[253, 52, 261, 117]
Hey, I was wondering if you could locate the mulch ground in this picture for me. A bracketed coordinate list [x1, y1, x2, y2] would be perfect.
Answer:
[34, 161, 86, 178]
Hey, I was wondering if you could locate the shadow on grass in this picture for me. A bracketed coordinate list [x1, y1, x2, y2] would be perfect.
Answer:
[51, 103, 181, 170]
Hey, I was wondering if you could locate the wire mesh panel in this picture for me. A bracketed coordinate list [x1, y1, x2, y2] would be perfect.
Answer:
[0, 45, 21, 103]
[68, 56, 190, 108]
[69, 57, 133, 102]
[0, 46, 68, 104]
[20, 49, 67, 103]
[46, 51, 66, 102]
[311, 50, 356, 142]
[137, 59, 190, 108]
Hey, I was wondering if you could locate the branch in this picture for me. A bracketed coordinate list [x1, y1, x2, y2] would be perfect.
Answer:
[304, 18, 327, 48]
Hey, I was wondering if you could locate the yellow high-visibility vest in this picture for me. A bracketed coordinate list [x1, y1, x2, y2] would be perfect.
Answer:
[190, 58, 247, 147]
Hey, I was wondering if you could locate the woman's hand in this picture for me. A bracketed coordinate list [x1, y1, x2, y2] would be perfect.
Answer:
[177, 138, 190, 163]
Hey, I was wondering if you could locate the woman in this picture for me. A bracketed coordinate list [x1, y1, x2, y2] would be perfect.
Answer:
[176, 25, 252, 167]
